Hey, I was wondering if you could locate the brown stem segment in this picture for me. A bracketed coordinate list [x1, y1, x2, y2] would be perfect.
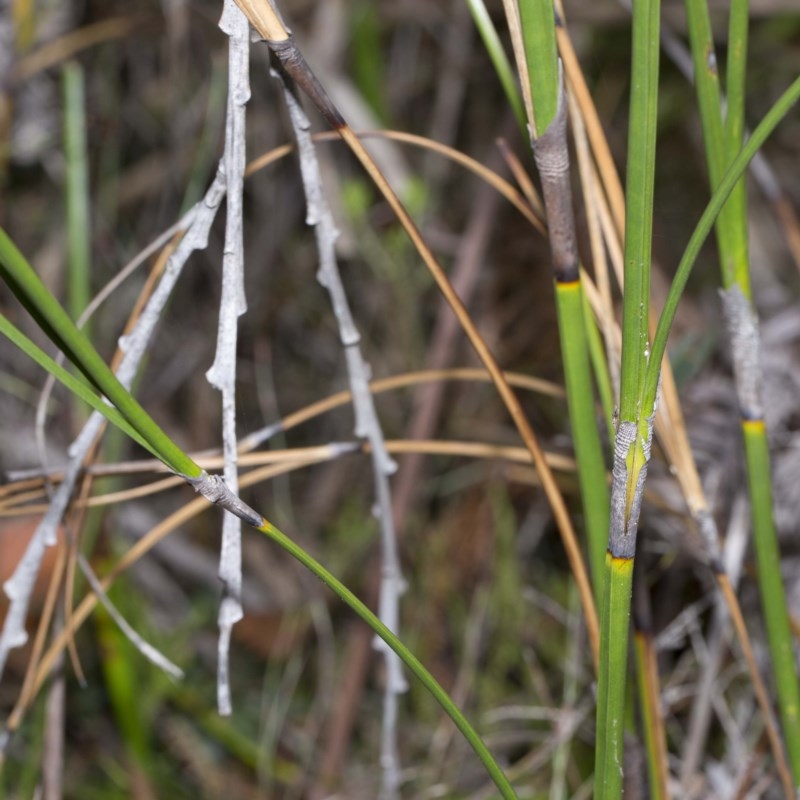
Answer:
[532, 73, 580, 284]
[267, 38, 344, 130]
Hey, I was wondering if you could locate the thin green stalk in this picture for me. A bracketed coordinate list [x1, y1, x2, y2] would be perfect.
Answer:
[643, 75, 800, 413]
[517, 0, 610, 601]
[581, 282, 616, 444]
[596, 0, 661, 794]
[676, 2, 799, 774]
[257, 519, 518, 799]
[682, 0, 746, 292]
[517, 0, 558, 137]
[595, 553, 635, 798]
[641, 94, 800, 788]
[722, 0, 750, 295]
[618, 1, 659, 423]
[63, 62, 92, 332]
[465, 0, 527, 131]
[0, 229, 519, 800]
[742, 421, 800, 777]
[556, 281, 609, 597]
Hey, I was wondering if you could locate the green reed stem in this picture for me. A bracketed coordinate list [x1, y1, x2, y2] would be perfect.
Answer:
[742, 420, 800, 778]
[722, 0, 800, 781]
[676, 3, 800, 776]
[517, 0, 558, 137]
[644, 74, 800, 416]
[63, 62, 92, 332]
[516, 0, 610, 602]
[556, 280, 610, 598]
[466, 0, 527, 131]
[596, 0, 660, 794]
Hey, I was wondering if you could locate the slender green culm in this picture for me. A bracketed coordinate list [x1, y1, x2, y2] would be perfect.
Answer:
[681, 0, 800, 777]
[742, 421, 800, 778]
[618, 1, 660, 423]
[257, 520, 518, 799]
[63, 61, 92, 332]
[722, 0, 751, 296]
[465, 0, 527, 132]
[642, 71, 800, 791]
[682, 0, 742, 291]
[517, 0, 559, 137]
[643, 76, 800, 411]
[633, 567, 669, 800]
[515, 0, 610, 602]
[596, 0, 661, 795]
[556, 281, 610, 598]
[596, 553, 635, 798]
[723, 0, 800, 781]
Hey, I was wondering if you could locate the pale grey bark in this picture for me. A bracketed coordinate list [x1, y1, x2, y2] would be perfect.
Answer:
[720, 286, 764, 421]
[206, 0, 251, 717]
[0, 168, 227, 684]
[532, 69, 579, 284]
[272, 68, 406, 800]
[608, 416, 654, 559]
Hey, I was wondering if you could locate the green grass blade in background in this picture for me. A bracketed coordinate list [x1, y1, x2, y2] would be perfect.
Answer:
[62, 61, 92, 334]
[257, 519, 519, 799]
[466, 0, 527, 131]
[556, 280, 609, 598]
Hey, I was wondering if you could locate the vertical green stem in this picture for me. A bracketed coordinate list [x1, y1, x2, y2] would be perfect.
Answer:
[556, 281, 610, 599]
[618, 2, 659, 422]
[742, 421, 800, 779]
[596, 0, 660, 795]
[684, 0, 800, 782]
[517, 0, 559, 136]
[516, 0, 610, 602]
[466, 0, 527, 131]
[723, 0, 751, 295]
[62, 62, 91, 332]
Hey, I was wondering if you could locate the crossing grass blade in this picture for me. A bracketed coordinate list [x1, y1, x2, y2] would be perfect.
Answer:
[0, 225, 519, 800]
